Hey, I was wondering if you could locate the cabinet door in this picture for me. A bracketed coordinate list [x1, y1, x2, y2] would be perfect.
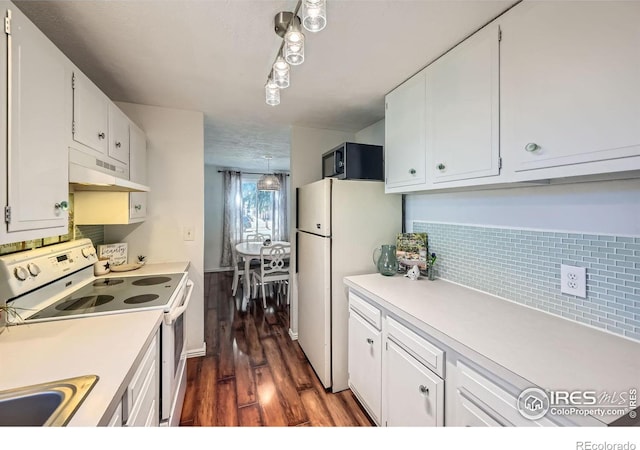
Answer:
[108, 103, 130, 165]
[72, 71, 109, 155]
[384, 340, 444, 426]
[5, 7, 68, 234]
[501, 2, 640, 172]
[456, 391, 504, 427]
[384, 70, 426, 190]
[427, 23, 500, 183]
[348, 309, 382, 424]
[129, 123, 147, 220]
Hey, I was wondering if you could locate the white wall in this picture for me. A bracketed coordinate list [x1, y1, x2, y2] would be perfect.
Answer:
[289, 126, 354, 337]
[406, 178, 640, 236]
[354, 119, 385, 146]
[106, 102, 205, 355]
[204, 166, 225, 272]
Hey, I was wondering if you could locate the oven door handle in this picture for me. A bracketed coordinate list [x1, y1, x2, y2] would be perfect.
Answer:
[164, 280, 194, 326]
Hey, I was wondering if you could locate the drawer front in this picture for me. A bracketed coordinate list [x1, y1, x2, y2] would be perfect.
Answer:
[457, 361, 556, 427]
[457, 391, 505, 427]
[386, 316, 444, 378]
[126, 334, 158, 417]
[107, 401, 123, 427]
[127, 359, 158, 427]
[349, 291, 382, 330]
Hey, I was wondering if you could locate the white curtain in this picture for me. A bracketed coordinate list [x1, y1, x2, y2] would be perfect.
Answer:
[220, 171, 243, 267]
[271, 173, 289, 241]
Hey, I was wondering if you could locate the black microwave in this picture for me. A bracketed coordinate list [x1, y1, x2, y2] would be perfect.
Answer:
[322, 142, 384, 181]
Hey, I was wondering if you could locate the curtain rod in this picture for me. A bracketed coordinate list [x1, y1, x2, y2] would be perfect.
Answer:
[217, 170, 290, 176]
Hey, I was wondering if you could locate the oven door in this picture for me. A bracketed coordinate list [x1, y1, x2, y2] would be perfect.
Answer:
[160, 278, 193, 426]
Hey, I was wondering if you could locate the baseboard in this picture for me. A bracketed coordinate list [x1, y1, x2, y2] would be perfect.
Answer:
[187, 343, 206, 358]
[288, 329, 298, 341]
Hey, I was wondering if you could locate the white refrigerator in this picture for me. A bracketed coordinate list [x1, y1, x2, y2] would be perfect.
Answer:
[296, 178, 402, 392]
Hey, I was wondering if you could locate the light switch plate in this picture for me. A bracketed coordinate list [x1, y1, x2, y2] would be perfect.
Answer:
[560, 264, 586, 298]
[183, 226, 195, 241]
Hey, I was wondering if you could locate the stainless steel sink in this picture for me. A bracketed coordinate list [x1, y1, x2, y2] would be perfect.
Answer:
[0, 375, 98, 426]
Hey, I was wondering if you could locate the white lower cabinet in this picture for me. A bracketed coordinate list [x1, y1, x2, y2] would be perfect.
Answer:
[123, 329, 159, 427]
[384, 340, 444, 426]
[107, 400, 123, 427]
[456, 391, 505, 427]
[347, 287, 563, 428]
[348, 306, 382, 425]
[454, 361, 557, 427]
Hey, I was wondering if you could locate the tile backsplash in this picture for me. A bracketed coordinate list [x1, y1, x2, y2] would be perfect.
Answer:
[413, 221, 640, 342]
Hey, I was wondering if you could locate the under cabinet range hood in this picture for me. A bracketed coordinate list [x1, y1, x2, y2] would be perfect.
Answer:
[68, 147, 149, 192]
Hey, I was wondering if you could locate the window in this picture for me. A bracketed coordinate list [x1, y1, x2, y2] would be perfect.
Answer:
[241, 177, 274, 240]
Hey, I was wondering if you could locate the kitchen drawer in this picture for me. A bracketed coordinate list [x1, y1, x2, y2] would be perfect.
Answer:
[126, 334, 157, 418]
[349, 291, 381, 330]
[386, 316, 445, 378]
[107, 400, 123, 427]
[127, 359, 157, 426]
[457, 361, 556, 427]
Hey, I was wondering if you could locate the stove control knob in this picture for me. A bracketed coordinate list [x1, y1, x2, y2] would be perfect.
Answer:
[14, 266, 29, 281]
[82, 247, 95, 258]
[27, 263, 41, 277]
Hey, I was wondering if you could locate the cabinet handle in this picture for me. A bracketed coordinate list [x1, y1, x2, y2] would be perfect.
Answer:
[525, 143, 540, 152]
[419, 385, 429, 395]
[98, 132, 105, 139]
[115, 141, 122, 148]
[54, 201, 69, 211]
[437, 163, 446, 171]
[409, 168, 416, 175]
[134, 204, 142, 211]
[366, 338, 374, 344]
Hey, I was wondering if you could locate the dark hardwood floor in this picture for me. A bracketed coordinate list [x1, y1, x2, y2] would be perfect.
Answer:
[179, 271, 374, 427]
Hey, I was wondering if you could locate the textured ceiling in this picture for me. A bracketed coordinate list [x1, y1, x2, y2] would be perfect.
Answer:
[14, 0, 516, 171]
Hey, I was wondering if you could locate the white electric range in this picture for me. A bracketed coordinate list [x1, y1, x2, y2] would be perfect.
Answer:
[0, 239, 193, 427]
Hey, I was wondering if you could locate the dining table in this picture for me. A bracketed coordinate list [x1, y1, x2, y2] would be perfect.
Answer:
[235, 241, 291, 306]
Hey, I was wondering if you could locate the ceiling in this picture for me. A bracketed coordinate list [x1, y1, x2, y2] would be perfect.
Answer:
[14, 0, 516, 171]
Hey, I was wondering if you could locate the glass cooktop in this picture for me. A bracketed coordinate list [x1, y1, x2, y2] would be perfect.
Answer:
[29, 273, 185, 320]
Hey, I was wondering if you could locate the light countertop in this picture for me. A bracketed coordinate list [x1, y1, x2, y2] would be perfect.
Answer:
[101, 261, 190, 277]
[344, 273, 640, 424]
[0, 310, 163, 426]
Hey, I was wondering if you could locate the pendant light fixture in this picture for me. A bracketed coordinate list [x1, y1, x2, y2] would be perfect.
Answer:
[258, 156, 281, 191]
[284, 16, 305, 65]
[273, 56, 290, 89]
[264, 0, 328, 106]
[302, 0, 327, 33]
[265, 77, 280, 106]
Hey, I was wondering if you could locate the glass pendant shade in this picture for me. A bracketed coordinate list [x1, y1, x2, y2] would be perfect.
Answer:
[272, 56, 290, 89]
[302, 0, 327, 32]
[284, 20, 305, 65]
[265, 79, 280, 106]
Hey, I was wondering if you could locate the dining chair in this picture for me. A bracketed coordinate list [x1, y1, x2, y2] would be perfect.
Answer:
[251, 243, 290, 308]
[246, 233, 271, 243]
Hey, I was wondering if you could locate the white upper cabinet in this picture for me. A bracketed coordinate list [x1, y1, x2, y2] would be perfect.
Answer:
[384, 70, 427, 191]
[1, 4, 68, 243]
[129, 123, 147, 220]
[72, 70, 109, 156]
[501, 1, 640, 174]
[108, 103, 130, 165]
[427, 23, 500, 183]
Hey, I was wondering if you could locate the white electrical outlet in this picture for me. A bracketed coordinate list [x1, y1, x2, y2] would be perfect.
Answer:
[560, 264, 586, 298]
